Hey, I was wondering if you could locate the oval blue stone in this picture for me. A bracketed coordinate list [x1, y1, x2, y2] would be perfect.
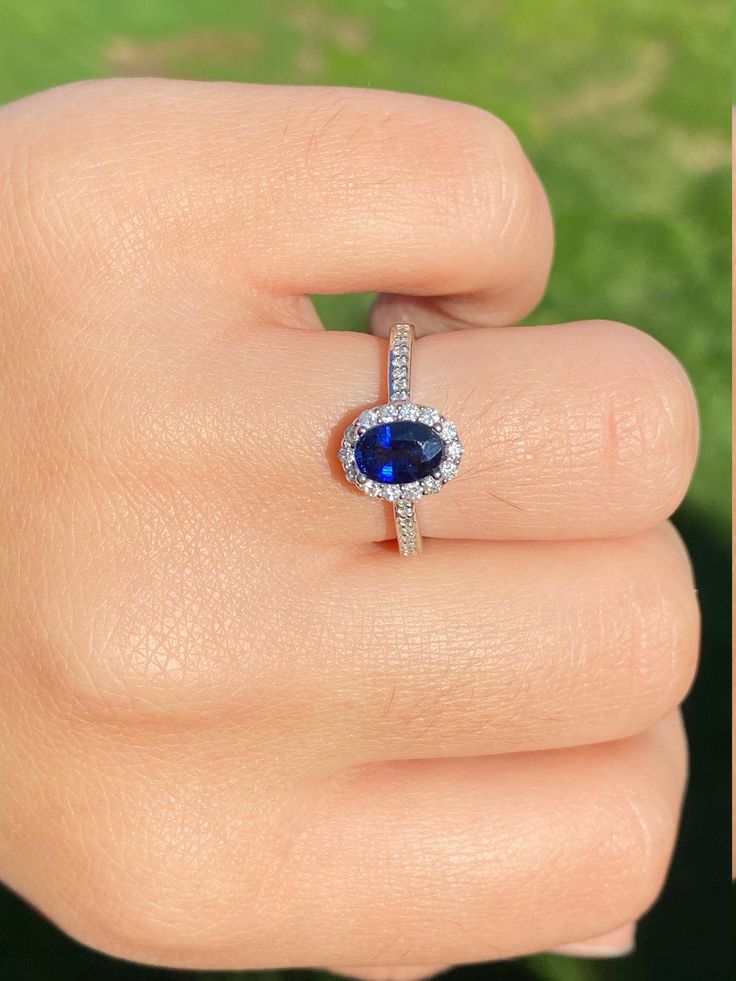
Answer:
[354, 421, 444, 485]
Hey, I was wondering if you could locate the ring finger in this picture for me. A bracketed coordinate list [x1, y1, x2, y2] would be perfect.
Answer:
[187, 318, 698, 544]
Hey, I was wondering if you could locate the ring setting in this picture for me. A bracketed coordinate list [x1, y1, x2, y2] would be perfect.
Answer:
[339, 323, 463, 555]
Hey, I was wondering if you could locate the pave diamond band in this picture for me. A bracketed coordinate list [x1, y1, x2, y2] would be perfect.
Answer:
[394, 499, 420, 557]
[388, 321, 413, 401]
[339, 323, 463, 556]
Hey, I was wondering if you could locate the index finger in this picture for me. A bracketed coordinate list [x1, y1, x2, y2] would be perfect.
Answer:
[4, 78, 553, 330]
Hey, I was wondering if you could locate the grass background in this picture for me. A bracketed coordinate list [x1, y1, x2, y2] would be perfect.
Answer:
[0, 1, 730, 979]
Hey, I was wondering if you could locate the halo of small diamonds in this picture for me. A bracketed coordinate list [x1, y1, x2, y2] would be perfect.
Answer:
[339, 402, 463, 500]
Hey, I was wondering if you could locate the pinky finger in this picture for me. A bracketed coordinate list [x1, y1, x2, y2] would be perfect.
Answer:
[330, 921, 637, 978]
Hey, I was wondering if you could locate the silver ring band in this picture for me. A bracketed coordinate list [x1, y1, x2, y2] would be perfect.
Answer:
[388, 324, 421, 555]
[338, 323, 464, 556]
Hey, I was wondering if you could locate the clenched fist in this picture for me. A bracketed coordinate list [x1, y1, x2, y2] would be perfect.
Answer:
[0, 79, 699, 973]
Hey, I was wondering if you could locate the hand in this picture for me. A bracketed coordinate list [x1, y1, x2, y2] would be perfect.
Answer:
[0, 79, 699, 973]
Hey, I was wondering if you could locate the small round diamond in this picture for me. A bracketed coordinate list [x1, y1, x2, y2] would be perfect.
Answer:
[418, 406, 439, 426]
[440, 459, 459, 480]
[357, 409, 379, 429]
[401, 482, 422, 500]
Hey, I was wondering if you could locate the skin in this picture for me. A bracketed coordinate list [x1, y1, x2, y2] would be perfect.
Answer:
[0, 79, 699, 973]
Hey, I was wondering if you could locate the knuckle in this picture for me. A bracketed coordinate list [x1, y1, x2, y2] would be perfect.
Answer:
[597, 770, 682, 922]
[434, 108, 548, 267]
[61, 783, 300, 967]
[461, 107, 540, 212]
[580, 721, 687, 925]
[64, 855, 208, 964]
[617, 533, 700, 730]
[364, 98, 549, 291]
[0, 80, 160, 285]
[598, 323, 698, 522]
[90, 859, 219, 962]
[1, 81, 105, 209]
[31, 487, 257, 720]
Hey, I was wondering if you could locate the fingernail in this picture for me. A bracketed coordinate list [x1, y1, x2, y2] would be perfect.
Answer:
[550, 923, 636, 959]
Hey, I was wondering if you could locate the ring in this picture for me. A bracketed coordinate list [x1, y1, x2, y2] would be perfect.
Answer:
[339, 323, 464, 556]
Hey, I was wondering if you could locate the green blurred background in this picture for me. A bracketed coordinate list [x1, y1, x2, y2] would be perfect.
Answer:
[0, 1, 730, 979]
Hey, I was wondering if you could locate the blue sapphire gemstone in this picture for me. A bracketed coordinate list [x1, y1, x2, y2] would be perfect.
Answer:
[354, 421, 444, 485]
